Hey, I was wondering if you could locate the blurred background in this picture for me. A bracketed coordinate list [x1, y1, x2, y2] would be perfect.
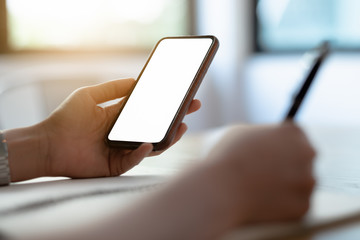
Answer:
[1, 0, 360, 131]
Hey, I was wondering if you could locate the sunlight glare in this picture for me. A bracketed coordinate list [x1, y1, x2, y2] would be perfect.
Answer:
[6, 0, 184, 50]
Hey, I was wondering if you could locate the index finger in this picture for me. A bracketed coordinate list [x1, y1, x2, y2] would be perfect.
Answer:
[186, 99, 201, 115]
[87, 78, 135, 103]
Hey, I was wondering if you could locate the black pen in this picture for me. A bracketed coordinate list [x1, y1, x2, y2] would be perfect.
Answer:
[284, 42, 329, 121]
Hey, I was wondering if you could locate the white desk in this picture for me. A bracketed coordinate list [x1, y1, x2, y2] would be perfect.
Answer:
[2, 124, 360, 239]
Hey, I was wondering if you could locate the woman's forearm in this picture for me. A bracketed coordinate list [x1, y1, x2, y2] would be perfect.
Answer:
[5, 123, 48, 182]
[79, 163, 244, 240]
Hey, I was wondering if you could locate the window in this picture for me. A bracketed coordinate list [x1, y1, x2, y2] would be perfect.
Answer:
[255, 0, 360, 51]
[2, 0, 191, 52]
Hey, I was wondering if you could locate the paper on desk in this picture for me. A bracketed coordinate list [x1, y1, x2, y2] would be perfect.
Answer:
[0, 166, 173, 239]
[223, 188, 360, 240]
[0, 165, 172, 216]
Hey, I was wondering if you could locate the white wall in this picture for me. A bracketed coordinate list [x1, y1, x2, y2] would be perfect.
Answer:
[243, 52, 360, 127]
[183, 0, 253, 131]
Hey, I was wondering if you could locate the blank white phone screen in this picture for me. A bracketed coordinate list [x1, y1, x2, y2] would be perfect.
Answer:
[108, 38, 213, 143]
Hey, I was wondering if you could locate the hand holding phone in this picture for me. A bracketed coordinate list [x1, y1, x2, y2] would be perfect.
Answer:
[107, 36, 219, 150]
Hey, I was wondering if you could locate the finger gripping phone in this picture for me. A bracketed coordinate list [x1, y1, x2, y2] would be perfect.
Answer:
[107, 35, 219, 150]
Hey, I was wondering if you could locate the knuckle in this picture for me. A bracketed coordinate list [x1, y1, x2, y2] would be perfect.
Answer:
[301, 144, 316, 164]
[308, 146, 317, 159]
[296, 198, 311, 217]
[288, 196, 311, 219]
[74, 86, 88, 94]
[304, 177, 316, 192]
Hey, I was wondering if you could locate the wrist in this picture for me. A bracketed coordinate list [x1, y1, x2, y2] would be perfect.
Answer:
[199, 156, 252, 226]
[5, 122, 49, 182]
[164, 162, 248, 238]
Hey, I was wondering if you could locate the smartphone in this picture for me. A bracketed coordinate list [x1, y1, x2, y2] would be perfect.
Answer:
[107, 36, 219, 150]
